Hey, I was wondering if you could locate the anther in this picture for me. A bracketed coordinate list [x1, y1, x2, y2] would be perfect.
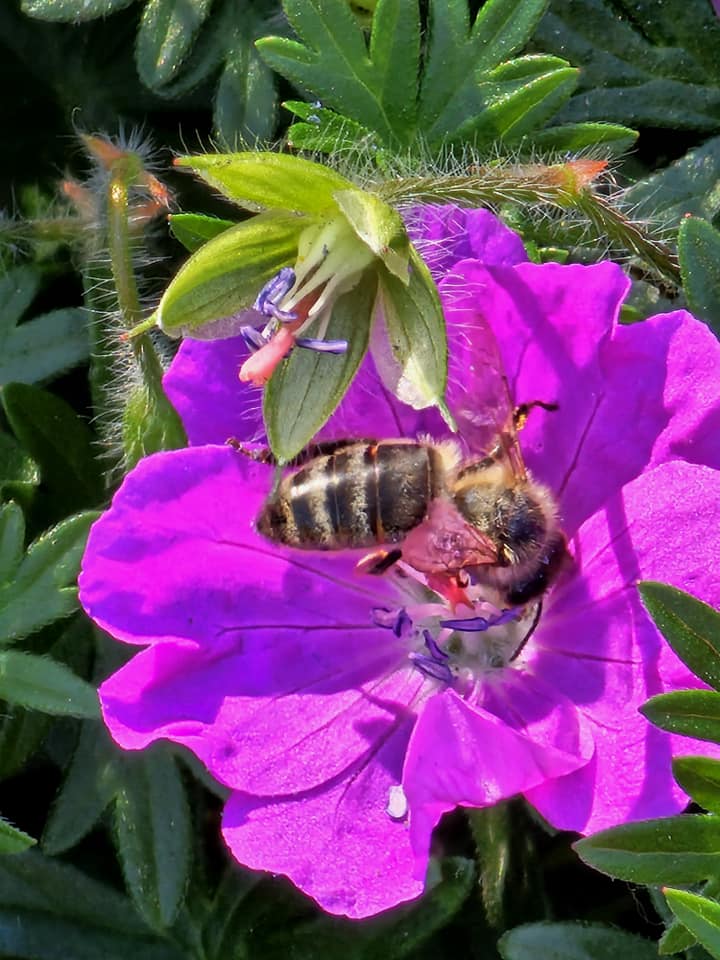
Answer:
[295, 337, 348, 354]
[253, 267, 298, 321]
[371, 607, 413, 638]
[239, 325, 268, 353]
[408, 652, 455, 685]
[422, 629, 449, 661]
[440, 608, 517, 632]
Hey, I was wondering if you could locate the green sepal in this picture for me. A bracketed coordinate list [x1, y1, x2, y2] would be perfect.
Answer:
[678, 216, 720, 339]
[263, 276, 376, 462]
[157, 211, 308, 337]
[169, 214, 236, 253]
[0, 650, 98, 718]
[175, 152, 353, 214]
[373, 246, 450, 417]
[673, 756, 720, 815]
[334, 188, 410, 281]
[574, 815, 720, 884]
[641, 689, 720, 743]
[0, 817, 36, 855]
[664, 888, 720, 960]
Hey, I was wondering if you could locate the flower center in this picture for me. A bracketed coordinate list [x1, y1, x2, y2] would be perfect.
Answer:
[371, 561, 542, 690]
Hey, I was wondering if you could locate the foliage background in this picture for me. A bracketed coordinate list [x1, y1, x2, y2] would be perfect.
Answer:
[2, 0, 720, 958]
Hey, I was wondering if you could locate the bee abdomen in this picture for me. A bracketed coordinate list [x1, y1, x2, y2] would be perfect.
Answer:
[257, 441, 442, 549]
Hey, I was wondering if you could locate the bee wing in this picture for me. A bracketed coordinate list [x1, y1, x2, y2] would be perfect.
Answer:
[400, 499, 498, 573]
[446, 294, 527, 481]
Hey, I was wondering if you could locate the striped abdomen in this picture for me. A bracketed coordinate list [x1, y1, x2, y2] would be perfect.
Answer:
[257, 441, 445, 549]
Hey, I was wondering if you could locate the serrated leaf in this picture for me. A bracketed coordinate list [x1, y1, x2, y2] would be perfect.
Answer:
[0, 430, 40, 509]
[427, 55, 577, 145]
[215, 41, 278, 146]
[136, 0, 214, 90]
[419, 0, 549, 132]
[0, 850, 183, 960]
[0, 266, 41, 338]
[373, 246, 448, 413]
[157, 211, 307, 336]
[574, 815, 720, 884]
[0, 307, 90, 385]
[169, 214, 236, 252]
[43, 720, 120, 855]
[0, 816, 36, 854]
[0, 650, 98, 717]
[264, 276, 376, 462]
[1, 383, 103, 515]
[665, 889, 720, 960]
[537, 0, 720, 131]
[113, 750, 192, 930]
[625, 136, 720, 229]
[529, 122, 637, 153]
[285, 100, 382, 155]
[0, 510, 97, 644]
[639, 582, 720, 691]
[678, 217, 720, 339]
[176, 152, 352, 214]
[673, 756, 720, 815]
[641, 689, 720, 743]
[499, 922, 660, 959]
[21, 0, 135, 21]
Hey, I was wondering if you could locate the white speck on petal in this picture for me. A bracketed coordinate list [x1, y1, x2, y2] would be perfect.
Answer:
[386, 784, 408, 820]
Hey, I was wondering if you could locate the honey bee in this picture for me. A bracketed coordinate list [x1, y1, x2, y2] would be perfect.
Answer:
[254, 316, 567, 610]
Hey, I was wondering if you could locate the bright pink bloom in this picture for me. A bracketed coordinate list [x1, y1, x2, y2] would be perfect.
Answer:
[79, 207, 720, 918]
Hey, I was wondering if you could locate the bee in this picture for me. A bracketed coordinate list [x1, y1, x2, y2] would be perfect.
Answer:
[254, 318, 567, 610]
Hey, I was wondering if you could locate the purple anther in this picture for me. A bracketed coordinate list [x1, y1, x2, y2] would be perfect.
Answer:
[295, 338, 348, 354]
[423, 629, 449, 660]
[371, 607, 413, 638]
[409, 652, 455, 685]
[440, 608, 517, 632]
[253, 267, 297, 321]
[239, 325, 268, 353]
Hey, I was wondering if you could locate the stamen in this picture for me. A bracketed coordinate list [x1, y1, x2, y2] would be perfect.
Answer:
[408, 652, 455, 685]
[371, 607, 413, 638]
[440, 608, 517, 632]
[422, 629, 449, 661]
[294, 337, 348, 354]
[239, 325, 268, 353]
[253, 267, 298, 321]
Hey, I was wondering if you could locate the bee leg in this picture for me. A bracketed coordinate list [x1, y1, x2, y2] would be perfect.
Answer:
[226, 439, 276, 463]
[509, 601, 543, 661]
[513, 400, 558, 431]
[356, 548, 403, 576]
[227, 437, 378, 467]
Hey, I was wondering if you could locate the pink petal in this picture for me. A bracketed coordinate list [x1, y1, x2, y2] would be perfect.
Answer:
[526, 460, 720, 833]
[222, 717, 424, 919]
[402, 679, 593, 864]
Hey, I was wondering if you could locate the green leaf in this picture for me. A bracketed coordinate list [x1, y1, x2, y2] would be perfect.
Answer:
[641, 689, 720, 743]
[176, 152, 352, 214]
[419, 0, 549, 133]
[157, 211, 307, 336]
[169, 214, 236, 253]
[20, 0, 135, 21]
[639, 582, 720, 691]
[43, 720, 120, 855]
[529, 122, 637, 153]
[0, 849, 184, 960]
[665, 889, 720, 960]
[264, 276, 376, 462]
[0, 265, 42, 334]
[0, 510, 97, 644]
[1, 383, 103, 515]
[373, 247, 448, 414]
[499, 922, 660, 959]
[0, 307, 90, 385]
[625, 136, 720, 230]
[537, 0, 720, 131]
[574, 815, 720, 884]
[136, 0, 214, 90]
[0, 430, 40, 510]
[0, 705, 52, 780]
[215, 41, 278, 146]
[0, 816, 36, 854]
[0, 500, 24, 583]
[113, 750, 192, 930]
[673, 756, 720, 815]
[427, 55, 577, 145]
[0, 650, 98, 717]
[284, 100, 382, 155]
[679, 217, 720, 339]
[201, 867, 264, 960]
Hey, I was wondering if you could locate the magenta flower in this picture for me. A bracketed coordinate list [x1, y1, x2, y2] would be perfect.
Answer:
[79, 206, 720, 919]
